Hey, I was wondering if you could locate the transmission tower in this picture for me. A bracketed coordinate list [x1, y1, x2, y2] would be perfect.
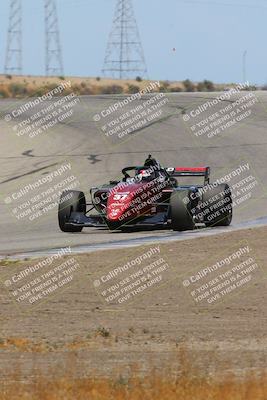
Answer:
[44, 0, 64, 76]
[5, 0, 22, 75]
[102, 0, 147, 79]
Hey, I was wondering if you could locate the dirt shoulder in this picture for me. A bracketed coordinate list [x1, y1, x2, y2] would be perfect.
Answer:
[0, 226, 266, 381]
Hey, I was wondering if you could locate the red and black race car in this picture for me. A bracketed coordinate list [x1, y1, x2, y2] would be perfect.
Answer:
[58, 155, 232, 232]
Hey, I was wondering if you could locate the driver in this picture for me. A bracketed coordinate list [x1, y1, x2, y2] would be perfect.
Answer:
[137, 169, 155, 182]
[144, 154, 161, 170]
[143, 155, 166, 183]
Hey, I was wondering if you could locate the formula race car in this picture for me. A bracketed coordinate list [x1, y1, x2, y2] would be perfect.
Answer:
[58, 155, 232, 232]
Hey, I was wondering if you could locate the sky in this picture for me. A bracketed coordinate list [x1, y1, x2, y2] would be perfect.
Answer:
[0, 0, 267, 84]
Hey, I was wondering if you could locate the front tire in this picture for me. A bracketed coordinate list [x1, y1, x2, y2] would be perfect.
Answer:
[58, 190, 86, 232]
[170, 190, 195, 231]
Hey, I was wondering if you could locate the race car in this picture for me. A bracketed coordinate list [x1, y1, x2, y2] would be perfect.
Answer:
[58, 155, 232, 232]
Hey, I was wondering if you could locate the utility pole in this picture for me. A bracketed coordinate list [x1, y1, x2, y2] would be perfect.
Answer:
[102, 0, 147, 79]
[5, 0, 22, 75]
[44, 0, 64, 76]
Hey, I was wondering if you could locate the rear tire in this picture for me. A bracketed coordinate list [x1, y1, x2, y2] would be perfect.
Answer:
[202, 184, 232, 227]
[58, 190, 86, 232]
[170, 190, 195, 231]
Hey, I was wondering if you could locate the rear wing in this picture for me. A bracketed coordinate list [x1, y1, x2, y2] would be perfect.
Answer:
[166, 167, 210, 184]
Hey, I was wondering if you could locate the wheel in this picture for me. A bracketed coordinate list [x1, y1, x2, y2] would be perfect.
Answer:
[202, 183, 232, 227]
[58, 190, 86, 232]
[170, 190, 195, 231]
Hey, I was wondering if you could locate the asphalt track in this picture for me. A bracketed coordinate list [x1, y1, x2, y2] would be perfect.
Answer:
[0, 91, 267, 257]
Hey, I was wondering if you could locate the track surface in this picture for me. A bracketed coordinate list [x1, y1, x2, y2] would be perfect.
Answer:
[0, 91, 267, 255]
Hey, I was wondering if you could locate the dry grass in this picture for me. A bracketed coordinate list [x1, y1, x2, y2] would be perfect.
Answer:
[0, 75, 156, 98]
[0, 348, 266, 400]
[0, 370, 266, 400]
[0, 74, 228, 98]
[0, 334, 108, 352]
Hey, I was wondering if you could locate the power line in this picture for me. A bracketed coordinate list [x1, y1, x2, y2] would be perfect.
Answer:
[102, 0, 147, 79]
[4, 0, 22, 75]
[44, 0, 64, 76]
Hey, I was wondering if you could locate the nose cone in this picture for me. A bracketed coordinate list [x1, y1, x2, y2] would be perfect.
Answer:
[107, 183, 142, 222]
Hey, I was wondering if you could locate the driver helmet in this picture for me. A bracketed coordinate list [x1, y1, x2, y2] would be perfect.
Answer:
[144, 154, 161, 170]
[137, 169, 154, 181]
